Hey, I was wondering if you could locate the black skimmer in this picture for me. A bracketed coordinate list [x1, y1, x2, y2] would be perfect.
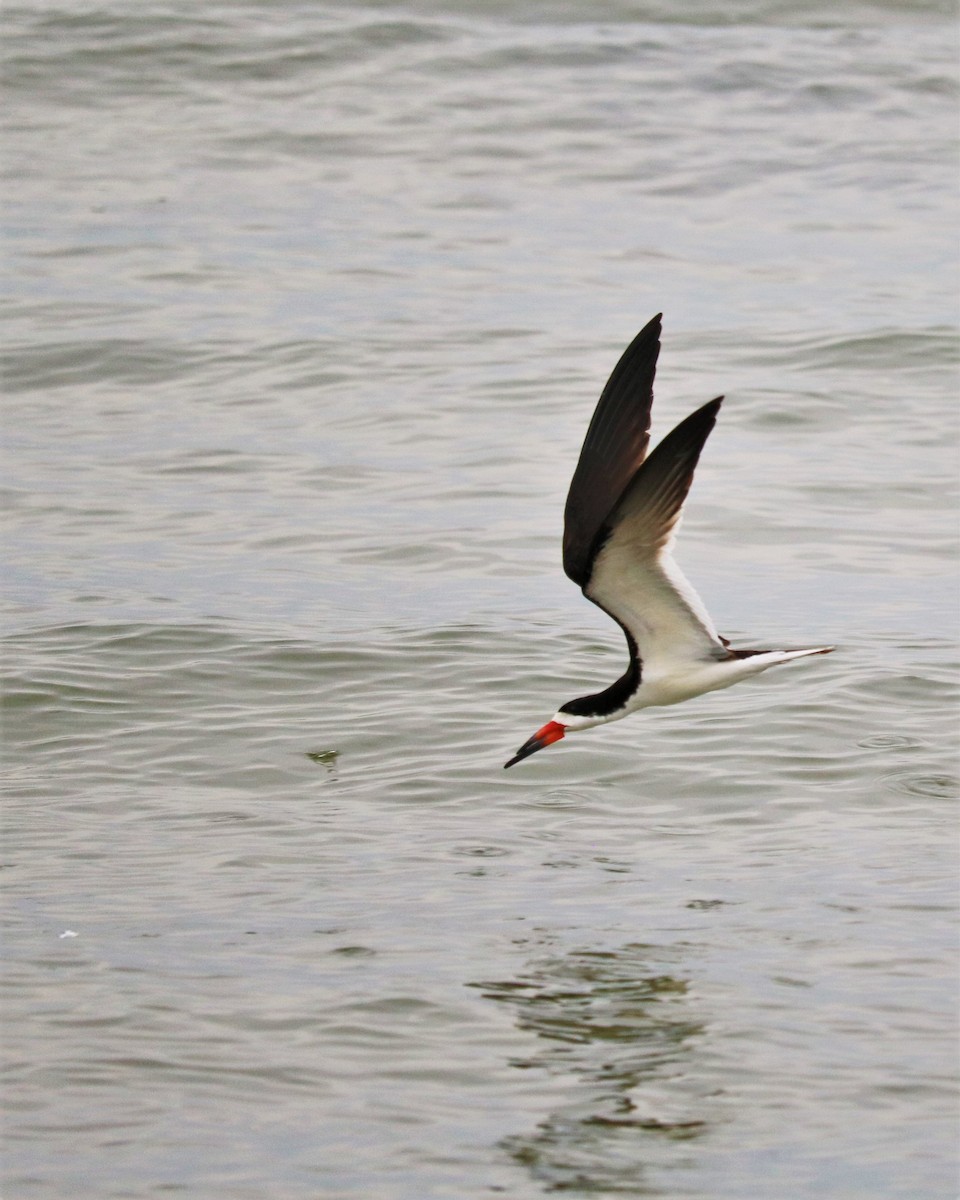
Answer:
[504, 314, 833, 769]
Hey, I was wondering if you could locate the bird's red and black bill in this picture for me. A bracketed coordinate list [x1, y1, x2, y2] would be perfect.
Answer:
[503, 720, 565, 769]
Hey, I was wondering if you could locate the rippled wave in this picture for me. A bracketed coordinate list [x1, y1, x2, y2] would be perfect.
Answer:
[4, 1, 958, 1197]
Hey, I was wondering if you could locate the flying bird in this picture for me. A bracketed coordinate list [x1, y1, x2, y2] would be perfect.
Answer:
[504, 314, 833, 769]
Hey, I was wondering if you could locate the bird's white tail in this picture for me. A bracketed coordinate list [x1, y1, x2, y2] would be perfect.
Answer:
[730, 645, 835, 668]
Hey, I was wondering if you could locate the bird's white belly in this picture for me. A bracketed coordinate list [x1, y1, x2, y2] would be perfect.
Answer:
[627, 659, 756, 711]
[556, 660, 748, 732]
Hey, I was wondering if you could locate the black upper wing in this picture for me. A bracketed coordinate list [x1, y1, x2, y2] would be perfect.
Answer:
[583, 396, 727, 664]
[602, 396, 723, 557]
[562, 314, 662, 587]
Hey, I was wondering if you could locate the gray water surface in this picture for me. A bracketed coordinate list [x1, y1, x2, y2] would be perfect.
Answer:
[3, 2, 958, 1197]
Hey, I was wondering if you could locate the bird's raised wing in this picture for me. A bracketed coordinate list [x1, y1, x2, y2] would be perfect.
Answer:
[562, 314, 662, 587]
[584, 397, 728, 668]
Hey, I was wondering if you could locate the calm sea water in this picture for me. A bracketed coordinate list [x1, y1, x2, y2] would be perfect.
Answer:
[3, 2, 958, 1197]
